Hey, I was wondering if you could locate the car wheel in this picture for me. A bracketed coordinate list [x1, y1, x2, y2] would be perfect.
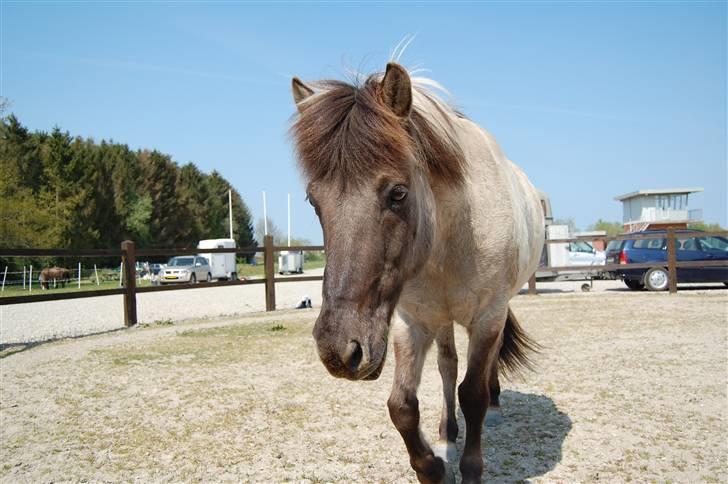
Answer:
[190, 273, 197, 284]
[624, 279, 644, 291]
[206, 273, 212, 283]
[644, 267, 669, 291]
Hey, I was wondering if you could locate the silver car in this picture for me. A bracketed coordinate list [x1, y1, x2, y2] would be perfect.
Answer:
[160, 256, 212, 284]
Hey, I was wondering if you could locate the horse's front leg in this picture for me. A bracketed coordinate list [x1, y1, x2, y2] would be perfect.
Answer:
[458, 309, 506, 483]
[387, 316, 451, 484]
[433, 324, 458, 463]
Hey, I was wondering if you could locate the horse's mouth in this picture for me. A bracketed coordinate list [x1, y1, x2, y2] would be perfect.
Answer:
[361, 351, 387, 380]
[356, 344, 388, 381]
[319, 343, 388, 381]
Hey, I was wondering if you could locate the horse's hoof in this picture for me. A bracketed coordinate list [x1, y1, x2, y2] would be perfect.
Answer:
[442, 460, 455, 484]
[485, 408, 504, 427]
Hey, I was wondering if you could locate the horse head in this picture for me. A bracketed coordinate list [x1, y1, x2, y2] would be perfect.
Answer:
[291, 63, 465, 380]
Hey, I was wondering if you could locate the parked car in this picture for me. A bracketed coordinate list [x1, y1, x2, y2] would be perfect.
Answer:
[605, 230, 728, 291]
[567, 240, 606, 267]
[160, 256, 211, 284]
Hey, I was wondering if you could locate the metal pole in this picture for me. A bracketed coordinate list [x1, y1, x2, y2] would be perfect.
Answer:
[78, 262, 81, 288]
[29, 265, 32, 293]
[94, 264, 100, 286]
[119, 262, 123, 287]
[1, 266, 7, 292]
[23, 266, 26, 290]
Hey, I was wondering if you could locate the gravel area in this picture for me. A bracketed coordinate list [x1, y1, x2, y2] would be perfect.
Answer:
[1, 290, 725, 482]
[1, 268, 725, 345]
[0, 270, 325, 345]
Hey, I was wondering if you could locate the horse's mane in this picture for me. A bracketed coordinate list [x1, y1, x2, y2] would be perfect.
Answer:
[291, 71, 466, 187]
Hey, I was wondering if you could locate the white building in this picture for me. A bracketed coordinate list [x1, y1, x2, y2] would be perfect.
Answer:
[614, 187, 703, 233]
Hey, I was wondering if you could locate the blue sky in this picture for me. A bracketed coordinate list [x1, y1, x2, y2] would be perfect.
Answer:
[2, 1, 726, 244]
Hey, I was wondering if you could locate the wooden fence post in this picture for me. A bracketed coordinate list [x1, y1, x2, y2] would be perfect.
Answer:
[264, 234, 276, 311]
[666, 228, 677, 294]
[528, 273, 537, 295]
[121, 240, 138, 326]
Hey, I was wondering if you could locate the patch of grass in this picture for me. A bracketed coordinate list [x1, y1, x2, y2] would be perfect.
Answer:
[235, 259, 326, 278]
[97, 319, 311, 367]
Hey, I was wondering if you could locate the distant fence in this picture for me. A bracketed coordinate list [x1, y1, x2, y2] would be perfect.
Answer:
[0, 235, 323, 327]
[1, 230, 726, 327]
[527, 229, 728, 294]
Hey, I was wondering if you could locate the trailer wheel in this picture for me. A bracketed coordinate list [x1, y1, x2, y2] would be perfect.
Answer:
[581, 283, 591, 292]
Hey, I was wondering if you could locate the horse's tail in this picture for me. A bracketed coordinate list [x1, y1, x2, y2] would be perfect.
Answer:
[498, 306, 540, 377]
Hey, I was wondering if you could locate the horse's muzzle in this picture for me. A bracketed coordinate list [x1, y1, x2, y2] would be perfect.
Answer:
[313, 318, 388, 381]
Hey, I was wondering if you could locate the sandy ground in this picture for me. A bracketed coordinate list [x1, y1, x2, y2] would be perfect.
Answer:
[1, 289, 726, 482]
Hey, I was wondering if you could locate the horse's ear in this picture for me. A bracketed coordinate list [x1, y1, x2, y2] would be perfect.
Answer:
[381, 63, 412, 118]
[292, 77, 315, 112]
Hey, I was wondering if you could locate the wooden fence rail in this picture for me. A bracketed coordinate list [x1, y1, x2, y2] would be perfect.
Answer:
[1, 231, 726, 325]
[0, 236, 325, 326]
[527, 228, 728, 295]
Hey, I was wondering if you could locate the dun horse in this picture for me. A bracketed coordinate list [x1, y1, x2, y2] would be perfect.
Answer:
[291, 63, 544, 483]
[39, 267, 71, 290]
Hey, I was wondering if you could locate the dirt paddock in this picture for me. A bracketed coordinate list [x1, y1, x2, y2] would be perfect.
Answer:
[1, 290, 726, 482]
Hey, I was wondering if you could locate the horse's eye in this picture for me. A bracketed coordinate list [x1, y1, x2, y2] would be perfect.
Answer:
[390, 185, 408, 203]
[307, 195, 321, 216]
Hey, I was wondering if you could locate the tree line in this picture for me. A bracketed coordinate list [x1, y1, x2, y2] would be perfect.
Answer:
[0, 114, 256, 270]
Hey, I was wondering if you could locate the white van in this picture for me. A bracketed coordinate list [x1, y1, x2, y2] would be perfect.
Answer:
[197, 239, 238, 280]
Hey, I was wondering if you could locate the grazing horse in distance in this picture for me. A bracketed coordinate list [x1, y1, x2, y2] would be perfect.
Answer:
[40, 267, 71, 290]
[290, 62, 544, 483]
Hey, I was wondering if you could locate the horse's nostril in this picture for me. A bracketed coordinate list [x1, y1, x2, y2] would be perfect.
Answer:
[343, 340, 363, 374]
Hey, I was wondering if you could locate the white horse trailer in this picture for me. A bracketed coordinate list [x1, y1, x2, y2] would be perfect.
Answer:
[536, 224, 606, 289]
[278, 251, 303, 274]
[197, 239, 238, 280]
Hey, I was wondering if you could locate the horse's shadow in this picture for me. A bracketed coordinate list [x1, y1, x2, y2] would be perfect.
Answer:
[454, 390, 571, 482]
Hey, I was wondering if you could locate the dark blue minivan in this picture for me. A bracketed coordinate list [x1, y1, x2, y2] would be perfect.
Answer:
[605, 230, 728, 291]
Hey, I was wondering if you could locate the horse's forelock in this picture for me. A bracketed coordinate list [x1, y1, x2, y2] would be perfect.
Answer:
[291, 73, 466, 188]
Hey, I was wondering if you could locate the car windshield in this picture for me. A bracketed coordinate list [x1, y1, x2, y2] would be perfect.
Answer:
[570, 241, 594, 253]
[698, 236, 728, 251]
[606, 240, 622, 252]
[168, 257, 194, 266]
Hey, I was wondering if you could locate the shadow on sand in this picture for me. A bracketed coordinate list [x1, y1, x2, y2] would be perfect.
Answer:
[454, 390, 572, 482]
[0, 326, 128, 359]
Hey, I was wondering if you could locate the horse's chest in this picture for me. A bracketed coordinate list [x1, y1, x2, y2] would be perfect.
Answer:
[398, 272, 491, 327]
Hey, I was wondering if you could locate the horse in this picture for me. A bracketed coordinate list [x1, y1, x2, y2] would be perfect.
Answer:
[290, 62, 544, 483]
[39, 266, 71, 290]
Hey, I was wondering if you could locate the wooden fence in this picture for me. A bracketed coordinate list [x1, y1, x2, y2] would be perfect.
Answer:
[0, 235, 323, 327]
[1, 230, 726, 328]
[526, 229, 728, 294]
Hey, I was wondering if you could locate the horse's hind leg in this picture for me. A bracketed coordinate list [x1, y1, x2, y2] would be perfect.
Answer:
[433, 323, 458, 463]
[387, 315, 452, 484]
[458, 309, 506, 483]
[485, 361, 504, 427]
